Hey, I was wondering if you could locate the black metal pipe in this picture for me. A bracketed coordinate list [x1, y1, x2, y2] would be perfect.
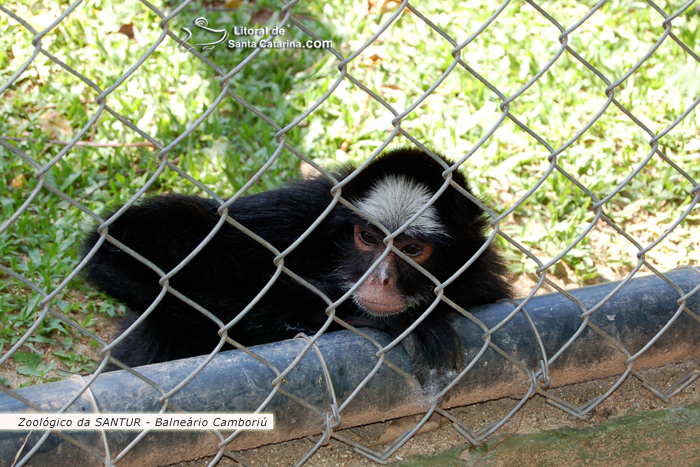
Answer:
[0, 268, 698, 467]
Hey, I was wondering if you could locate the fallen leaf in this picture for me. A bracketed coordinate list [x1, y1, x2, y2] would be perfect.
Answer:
[118, 23, 136, 40]
[39, 111, 72, 137]
[10, 173, 25, 189]
[376, 413, 444, 445]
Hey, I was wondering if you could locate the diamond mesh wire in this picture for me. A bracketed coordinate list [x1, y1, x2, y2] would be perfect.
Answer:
[1, 1, 699, 466]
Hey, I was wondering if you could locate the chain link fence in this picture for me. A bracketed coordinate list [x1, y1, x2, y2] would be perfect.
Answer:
[1, 0, 699, 465]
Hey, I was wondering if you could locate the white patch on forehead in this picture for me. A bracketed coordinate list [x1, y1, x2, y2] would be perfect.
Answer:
[354, 175, 444, 236]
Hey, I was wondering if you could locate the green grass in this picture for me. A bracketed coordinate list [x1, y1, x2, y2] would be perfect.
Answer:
[400, 402, 700, 467]
[0, 0, 340, 384]
[1, 0, 699, 384]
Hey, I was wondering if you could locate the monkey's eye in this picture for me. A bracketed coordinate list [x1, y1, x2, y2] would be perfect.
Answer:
[401, 244, 423, 256]
[359, 230, 378, 246]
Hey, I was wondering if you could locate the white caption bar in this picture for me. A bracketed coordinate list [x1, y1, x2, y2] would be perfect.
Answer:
[0, 414, 273, 431]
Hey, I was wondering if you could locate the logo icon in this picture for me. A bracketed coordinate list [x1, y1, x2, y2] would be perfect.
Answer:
[181, 17, 228, 51]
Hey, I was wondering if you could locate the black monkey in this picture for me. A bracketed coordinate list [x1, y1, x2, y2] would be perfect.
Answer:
[82, 148, 511, 383]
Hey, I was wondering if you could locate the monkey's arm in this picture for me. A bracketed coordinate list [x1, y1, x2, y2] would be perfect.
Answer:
[82, 179, 337, 307]
[81, 195, 271, 311]
[80, 184, 340, 367]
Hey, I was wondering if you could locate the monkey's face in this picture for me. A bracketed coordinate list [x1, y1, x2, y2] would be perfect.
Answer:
[349, 223, 436, 316]
[339, 172, 449, 317]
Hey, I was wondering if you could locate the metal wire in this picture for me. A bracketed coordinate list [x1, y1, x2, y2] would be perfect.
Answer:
[0, 0, 699, 465]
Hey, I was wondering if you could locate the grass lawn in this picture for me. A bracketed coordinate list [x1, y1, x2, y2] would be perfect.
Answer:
[0, 0, 698, 388]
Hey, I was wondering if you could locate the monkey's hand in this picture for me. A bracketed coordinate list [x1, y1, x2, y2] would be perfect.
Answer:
[401, 317, 464, 388]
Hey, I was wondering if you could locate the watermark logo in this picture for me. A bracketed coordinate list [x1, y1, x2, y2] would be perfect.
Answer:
[181, 17, 229, 52]
[179, 16, 333, 51]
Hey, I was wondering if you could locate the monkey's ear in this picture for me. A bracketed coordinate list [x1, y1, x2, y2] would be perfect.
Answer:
[299, 161, 322, 179]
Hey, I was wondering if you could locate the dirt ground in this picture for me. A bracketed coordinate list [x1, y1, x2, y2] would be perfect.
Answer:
[167, 359, 700, 467]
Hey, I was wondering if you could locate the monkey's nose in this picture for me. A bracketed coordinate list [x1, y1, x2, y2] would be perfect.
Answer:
[375, 267, 395, 287]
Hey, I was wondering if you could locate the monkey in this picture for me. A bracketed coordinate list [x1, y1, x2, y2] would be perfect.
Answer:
[81, 148, 512, 384]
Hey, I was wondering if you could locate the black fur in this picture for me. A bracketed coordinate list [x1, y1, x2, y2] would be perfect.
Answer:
[82, 148, 511, 383]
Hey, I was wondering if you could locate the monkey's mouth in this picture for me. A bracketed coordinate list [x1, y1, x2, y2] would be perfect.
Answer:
[354, 296, 407, 316]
